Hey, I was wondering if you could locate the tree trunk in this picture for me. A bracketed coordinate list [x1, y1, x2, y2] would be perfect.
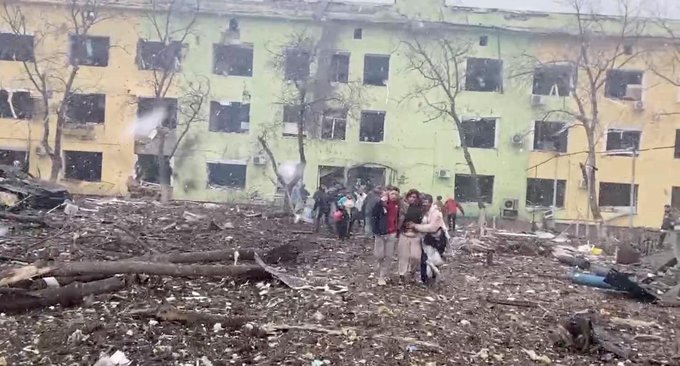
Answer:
[0, 262, 271, 286]
[157, 131, 172, 204]
[452, 108, 486, 230]
[49, 114, 65, 181]
[0, 276, 126, 314]
[139, 249, 257, 263]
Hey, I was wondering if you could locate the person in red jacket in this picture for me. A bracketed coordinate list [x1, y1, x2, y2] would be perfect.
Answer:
[444, 195, 465, 233]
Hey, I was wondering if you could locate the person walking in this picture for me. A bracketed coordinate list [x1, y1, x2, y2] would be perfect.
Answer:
[435, 195, 445, 212]
[313, 185, 332, 233]
[444, 195, 465, 233]
[397, 189, 423, 283]
[363, 186, 382, 237]
[411, 194, 449, 284]
[660, 204, 675, 247]
[371, 188, 400, 286]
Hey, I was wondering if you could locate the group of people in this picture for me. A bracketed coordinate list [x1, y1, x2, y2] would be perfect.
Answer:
[312, 184, 466, 286]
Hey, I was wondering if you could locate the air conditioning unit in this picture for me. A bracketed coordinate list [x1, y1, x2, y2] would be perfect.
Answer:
[503, 198, 519, 210]
[625, 84, 643, 101]
[531, 94, 545, 107]
[511, 134, 524, 146]
[633, 100, 644, 112]
[252, 155, 267, 165]
[437, 169, 451, 179]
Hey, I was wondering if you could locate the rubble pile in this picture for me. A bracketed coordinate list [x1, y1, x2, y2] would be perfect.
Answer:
[0, 198, 678, 365]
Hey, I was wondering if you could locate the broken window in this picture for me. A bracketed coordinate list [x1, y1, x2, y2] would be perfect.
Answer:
[330, 53, 350, 83]
[454, 174, 494, 204]
[534, 121, 568, 153]
[526, 178, 566, 207]
[209, 101, 250, 133]
[0, 149, 27, 168]
[605, 70, 643, 100]
[354, 28, 363, 39]
[599, 182, 638, 207]
[207, 163, 246, 189]
[465, 57, 503, 92]
[479, 35, 488, 46]
[321, 110, 347, 141]
[0, 33, 34, 62]
[284, 48, 310, 80]
[282, 105, 305, 137]
[64, 150, 102, 182]
[65, 93, 106, 124]
[319, 165, 345, 188]
[347, 166, 385, 188]
[135, 154, 171, 184]
[532, 64, 574, 96]
[461, 118, 496, 149]
[69, 35, 109, 67]
[606, 129, 641, 156]
[672, 187, 680, 210]
[363, 55, 389, 86]
[137, 40, 182, 71]
[213, 43, 253, 77]
[0, 90, 33, 120]
[137, 97, 178, 129]
[359, 111, 385, 143]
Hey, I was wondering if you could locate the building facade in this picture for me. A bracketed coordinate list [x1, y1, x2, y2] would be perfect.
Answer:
[1, 0, 679, 228]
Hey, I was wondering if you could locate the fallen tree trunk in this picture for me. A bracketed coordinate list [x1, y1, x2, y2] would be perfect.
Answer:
[0, 212, 48, 226]
[140, 249, 256, 263]
[0, 276, 126, 314]
[0, 262, 271, 286]
[128, 304, 255, 328]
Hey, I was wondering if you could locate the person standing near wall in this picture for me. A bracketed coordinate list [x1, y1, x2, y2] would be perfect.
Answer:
[371, 187, 400, 286]
[363, 186, 382, 237]
[444, 195, 465, 233]
[397, 189, 423, 283]
[660, 204, 675, 246]
[313, 185, 332, 233]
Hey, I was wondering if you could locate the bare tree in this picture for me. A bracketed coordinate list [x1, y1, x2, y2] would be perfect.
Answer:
[259, 28, 363, 212]
[1, 0, 111, 181]
[401, 28, 489, 228]
[518, 0, 646, 235]
[135, 0, 207, 203]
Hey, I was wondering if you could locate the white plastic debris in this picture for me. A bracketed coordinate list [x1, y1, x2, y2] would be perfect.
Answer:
[43, 277, 60, 288]
[0, 225, 8, 237]
[64, 201, 79, 216]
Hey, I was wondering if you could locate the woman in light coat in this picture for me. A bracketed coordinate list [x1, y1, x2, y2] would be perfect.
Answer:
[411, 194, 449, 282]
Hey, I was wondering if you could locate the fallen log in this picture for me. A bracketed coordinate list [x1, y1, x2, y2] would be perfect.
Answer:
[127, 304, 255, 328]
[0, 212, 48, 227]
[141, 249, 256, 263]
[0, 261, 271, 286]
[484, 296, 540, 308]
[0, 276, 126, 314]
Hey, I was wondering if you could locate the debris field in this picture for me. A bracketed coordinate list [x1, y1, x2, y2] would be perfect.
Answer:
[0, 198, 678, 366]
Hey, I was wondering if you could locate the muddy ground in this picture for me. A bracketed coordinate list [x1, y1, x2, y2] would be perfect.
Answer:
[0, 198, 678, 366]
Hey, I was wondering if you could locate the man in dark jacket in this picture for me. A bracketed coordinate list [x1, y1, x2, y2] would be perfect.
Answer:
[363, 186, 382, 237]
[313, 185, 332, 233]
[371, 188, 400, 286]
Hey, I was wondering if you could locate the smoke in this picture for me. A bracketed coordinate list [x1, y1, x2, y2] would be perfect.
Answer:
[130, 107, 167, 139]
[278, 161, 300, 184]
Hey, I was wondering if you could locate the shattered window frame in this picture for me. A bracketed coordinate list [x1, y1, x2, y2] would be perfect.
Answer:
[465, 57, 503, 93]
[526, 178, 566, 208]
[0, 33, 35, 62]
[533, 121, 569, 153]
[69, 35, 110, 67]
[318, 165, 345, 188]
[213, 43, 254, 77]
[605, 129, 641, 156]
[460, 117, 497, 149]
[532, 63, 575, 97]
[137, 97, 178, 129]
[604, 69, 643, 100]
[321, 109, 347, 141]
[359, 110, 385, 143]
[599, 182, 638, 207]
[63, 150, 103, 182]
[330, 52, 350, 83]
[0, 149, 28, 169]
[135, 153, 172, 184]
[282, 105, 306, 137]
[0, 89, 34, 120]
[209, 101, 250, 134]
[454, 174, 494, 204]
[137, 39, 183, 71]
[65, 93, 106, 124]
[363, 54, 390, 86]
[207, 162, 247, 189]
[284, 48, 311, 81]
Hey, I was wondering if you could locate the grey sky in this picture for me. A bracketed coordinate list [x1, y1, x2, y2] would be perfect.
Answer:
[450, 0, 680, 19]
